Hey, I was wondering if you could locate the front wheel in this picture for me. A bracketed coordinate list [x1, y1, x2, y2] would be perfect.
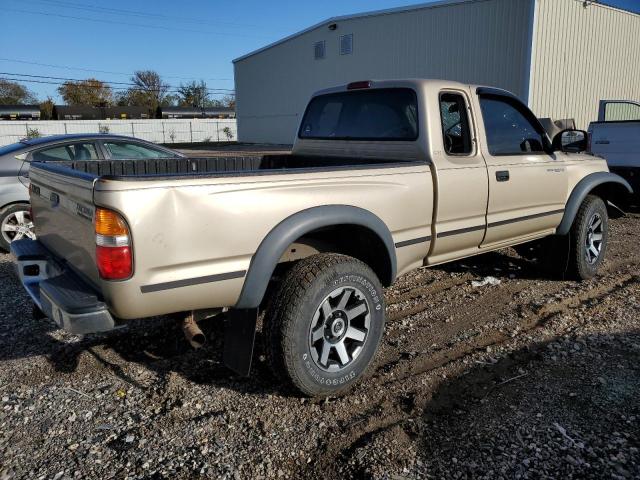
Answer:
[0, 203, 35, 252]
[567, 195, 609, 280]
[263, 253, 385, 397]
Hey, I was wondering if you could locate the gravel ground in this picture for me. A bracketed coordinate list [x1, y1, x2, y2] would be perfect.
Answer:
[0, 209, 638, 479]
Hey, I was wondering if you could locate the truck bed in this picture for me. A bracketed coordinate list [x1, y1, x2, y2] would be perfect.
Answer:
[46, 154, 418, 180]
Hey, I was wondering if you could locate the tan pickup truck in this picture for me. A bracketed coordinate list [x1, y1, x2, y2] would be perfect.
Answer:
[11, 79, 632, 396]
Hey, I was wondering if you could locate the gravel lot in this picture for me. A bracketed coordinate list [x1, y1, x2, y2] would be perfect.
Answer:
[0, 208, 638, 479]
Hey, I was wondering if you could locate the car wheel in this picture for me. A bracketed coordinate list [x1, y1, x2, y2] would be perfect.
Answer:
[263, 253, 385, 397]
[566, 195, 608, 280]
[0, 203, 35, 252]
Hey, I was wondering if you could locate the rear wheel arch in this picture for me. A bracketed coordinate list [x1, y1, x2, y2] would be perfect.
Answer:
[556, 172, 632, 236]
[235, 206, 397, 309]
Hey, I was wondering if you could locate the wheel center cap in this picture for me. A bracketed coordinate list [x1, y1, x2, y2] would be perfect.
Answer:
[331, 318, 346, 337]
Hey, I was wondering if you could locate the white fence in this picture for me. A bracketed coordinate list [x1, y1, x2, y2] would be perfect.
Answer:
[0, 119, 238, 147]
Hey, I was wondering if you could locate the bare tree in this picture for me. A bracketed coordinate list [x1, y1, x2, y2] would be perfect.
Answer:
[126, 70, 170, 116]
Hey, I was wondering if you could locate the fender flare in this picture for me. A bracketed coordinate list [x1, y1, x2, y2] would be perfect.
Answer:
[556, 172, 632, 235]
[235, 205, 397, 309]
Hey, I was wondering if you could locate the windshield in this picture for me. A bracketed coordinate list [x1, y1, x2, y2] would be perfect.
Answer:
[299, 88, 419, 141]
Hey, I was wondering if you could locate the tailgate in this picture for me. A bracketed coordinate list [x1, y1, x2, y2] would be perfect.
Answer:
[29, 163, 100, 287]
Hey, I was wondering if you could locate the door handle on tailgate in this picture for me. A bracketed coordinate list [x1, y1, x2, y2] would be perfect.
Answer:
[496, 170, 510, 182]
[50, 192, 59, 206]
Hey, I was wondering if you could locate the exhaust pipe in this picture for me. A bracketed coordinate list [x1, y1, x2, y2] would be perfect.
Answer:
[182, 313, 206, 349]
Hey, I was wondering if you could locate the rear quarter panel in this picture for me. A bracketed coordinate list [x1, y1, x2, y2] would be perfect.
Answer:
[95, 164, 434, 318]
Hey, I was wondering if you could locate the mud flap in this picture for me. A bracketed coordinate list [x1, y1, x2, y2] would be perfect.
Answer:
[223, 308, 258, 377]
[542, 234, 571, 278]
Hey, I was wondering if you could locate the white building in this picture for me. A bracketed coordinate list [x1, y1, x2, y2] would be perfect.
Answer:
[233, 0, 640, 144]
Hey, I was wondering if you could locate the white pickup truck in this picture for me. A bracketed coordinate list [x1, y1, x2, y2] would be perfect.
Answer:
[588, 100, 640, 200]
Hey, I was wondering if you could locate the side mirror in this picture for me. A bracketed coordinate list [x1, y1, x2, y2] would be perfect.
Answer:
[552, 129, 588, 153]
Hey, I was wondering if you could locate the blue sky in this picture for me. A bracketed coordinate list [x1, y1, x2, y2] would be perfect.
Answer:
[1, 0, 638, 102]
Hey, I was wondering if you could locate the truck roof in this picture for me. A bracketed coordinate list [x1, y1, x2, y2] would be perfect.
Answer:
[310, 78, 518, 100]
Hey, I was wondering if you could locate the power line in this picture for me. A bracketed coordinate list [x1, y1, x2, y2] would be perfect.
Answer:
[23, 0, 262, 29]
[0, 58, 233, 82]
[1, 72, 235, 93]
[4, 7, 271, 39]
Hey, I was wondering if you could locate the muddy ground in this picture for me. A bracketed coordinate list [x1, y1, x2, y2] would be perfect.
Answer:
[0, 209, 638, 479]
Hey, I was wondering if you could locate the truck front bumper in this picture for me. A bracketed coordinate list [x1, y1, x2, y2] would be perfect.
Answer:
[10, 239, 115, 335]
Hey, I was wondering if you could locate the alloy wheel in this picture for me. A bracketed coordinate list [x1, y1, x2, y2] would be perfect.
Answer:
[308, 286, 371, 372]
[585, 212, 604, 265]
[1, 209, 35, 244]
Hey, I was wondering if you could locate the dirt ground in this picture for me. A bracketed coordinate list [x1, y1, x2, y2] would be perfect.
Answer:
[0, 208, 638, 479]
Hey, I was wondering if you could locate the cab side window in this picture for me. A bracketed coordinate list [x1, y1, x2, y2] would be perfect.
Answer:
[479, 95, 545, 155]
[439, 93, 472, 155]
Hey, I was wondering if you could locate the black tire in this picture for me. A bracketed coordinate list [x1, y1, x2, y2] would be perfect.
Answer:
[0, 203, 34, 252]
[263, 253, 385, 397]
[566, 195, 609, 280]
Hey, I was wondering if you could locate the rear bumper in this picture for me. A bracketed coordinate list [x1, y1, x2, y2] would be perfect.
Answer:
[10, 239, 115, 334]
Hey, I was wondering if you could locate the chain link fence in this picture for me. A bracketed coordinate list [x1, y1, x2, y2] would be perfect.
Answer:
[0, 119, 237, 147]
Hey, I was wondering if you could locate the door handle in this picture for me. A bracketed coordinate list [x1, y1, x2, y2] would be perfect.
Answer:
[496, 170, 510, 182]
[595, 140, 610, 145]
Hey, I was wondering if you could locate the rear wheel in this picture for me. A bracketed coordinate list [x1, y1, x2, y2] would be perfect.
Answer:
[263, 253, 385, 397]
[0, 203, 35, 252]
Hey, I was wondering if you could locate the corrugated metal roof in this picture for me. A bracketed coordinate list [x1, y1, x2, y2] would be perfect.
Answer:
[233, 0, 640, 64]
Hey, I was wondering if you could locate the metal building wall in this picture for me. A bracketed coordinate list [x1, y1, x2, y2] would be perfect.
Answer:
[234, 0, 534, 144]
[529, 0, 640, 129]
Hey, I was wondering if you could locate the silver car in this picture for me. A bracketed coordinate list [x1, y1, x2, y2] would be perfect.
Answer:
[0, 134, 184, 251]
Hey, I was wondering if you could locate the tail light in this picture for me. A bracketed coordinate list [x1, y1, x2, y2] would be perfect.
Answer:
[587, 131, 592, 153]
[95, 207, 132, 280]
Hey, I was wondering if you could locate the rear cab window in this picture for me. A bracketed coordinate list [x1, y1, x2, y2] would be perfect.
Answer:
[299, 88, 418, 141]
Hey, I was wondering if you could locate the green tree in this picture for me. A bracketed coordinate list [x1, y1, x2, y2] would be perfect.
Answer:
[178, 80, 209, 108]
[40, 96, 55, 119]
[0, 79, 38, 104]
[57, 78, 113, 106]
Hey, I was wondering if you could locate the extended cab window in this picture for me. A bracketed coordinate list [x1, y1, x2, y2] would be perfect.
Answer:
[299, 88, 418, 141]
[31, 142, 99, 162]
[439, 93, 472, 155]
[479, 96, 545, 155]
